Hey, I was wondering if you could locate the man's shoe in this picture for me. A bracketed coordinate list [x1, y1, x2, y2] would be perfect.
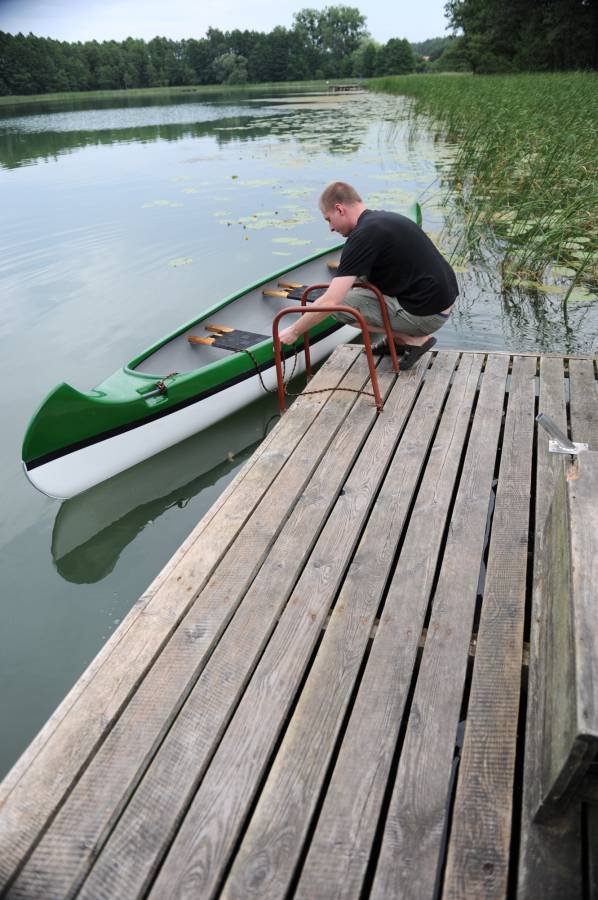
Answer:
[371, 337, 408, 356]
[399, 337, 437, 370]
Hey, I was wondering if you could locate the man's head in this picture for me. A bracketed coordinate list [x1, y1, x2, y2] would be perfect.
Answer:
[319, 182, 365, 237]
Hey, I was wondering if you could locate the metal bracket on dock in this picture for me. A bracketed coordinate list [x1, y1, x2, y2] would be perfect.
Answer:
[536, 413, 589, 455]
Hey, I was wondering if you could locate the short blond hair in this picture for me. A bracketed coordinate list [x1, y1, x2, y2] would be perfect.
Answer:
[319, 181, 362, 210]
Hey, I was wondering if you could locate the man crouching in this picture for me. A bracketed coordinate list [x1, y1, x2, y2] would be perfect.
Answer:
[278, 181, 457, 370]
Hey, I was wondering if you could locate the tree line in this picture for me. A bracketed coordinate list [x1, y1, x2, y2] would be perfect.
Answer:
[446, 0, 598, 72]
[0, 6, 418, 96]
[2, 0, 593, 96]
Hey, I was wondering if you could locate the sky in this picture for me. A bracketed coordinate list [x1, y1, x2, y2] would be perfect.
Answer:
[0, 0, 452, 45]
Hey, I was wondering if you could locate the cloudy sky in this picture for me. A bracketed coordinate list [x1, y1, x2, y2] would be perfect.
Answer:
[0, 0, 452, 45]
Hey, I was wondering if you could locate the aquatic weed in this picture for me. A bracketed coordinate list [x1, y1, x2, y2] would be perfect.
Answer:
[371, 73, 598, 300]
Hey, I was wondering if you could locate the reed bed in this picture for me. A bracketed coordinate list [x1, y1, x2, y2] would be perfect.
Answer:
[371, 73, 598, 301]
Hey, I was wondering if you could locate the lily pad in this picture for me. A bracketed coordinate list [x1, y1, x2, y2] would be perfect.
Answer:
[551, 266, 577, 278]
[234, 179, 277, 188]
[567, 286, 597, 303]
[512, 278, 567, 294]
[272, 237, 312, 246]
[168, 257, 193, 268]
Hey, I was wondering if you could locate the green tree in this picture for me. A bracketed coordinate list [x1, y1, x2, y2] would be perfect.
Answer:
[428, 35, 471, 70]
[184, 38, 215, 84]
[211, 51, 249, 84]
[381, 37, 415, 74]
[292, 6, 368, 77]
[446, 0, 598, 72]
[349, 39, 381, 77]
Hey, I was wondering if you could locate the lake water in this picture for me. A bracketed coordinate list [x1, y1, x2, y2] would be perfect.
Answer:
[0, 87, 595, 779]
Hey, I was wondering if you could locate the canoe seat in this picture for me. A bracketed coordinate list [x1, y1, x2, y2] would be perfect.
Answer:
[262, 286, 328, 302]
[188, 329, 268, 352]
[286, 287, 327, 301]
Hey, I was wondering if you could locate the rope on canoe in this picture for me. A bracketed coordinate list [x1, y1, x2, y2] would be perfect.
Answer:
[242, 347, 298, 395]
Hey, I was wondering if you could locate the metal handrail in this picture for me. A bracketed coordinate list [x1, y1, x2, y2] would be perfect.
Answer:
[353, 281, 401, 374]
[272, 305, 384, 414]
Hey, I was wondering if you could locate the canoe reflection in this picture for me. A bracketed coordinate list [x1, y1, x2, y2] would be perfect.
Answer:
[52, 401, 280, 584]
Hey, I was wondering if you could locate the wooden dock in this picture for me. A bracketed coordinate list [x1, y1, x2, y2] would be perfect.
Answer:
[1, 345, 597, 899]
[328, 83, 364, 93]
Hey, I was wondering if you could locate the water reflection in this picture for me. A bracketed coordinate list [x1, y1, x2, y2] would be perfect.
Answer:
[52, 397, 281, 584]
[0, 86, 310, 119]
[0, 112, 281, 169]
[0, 91, 372, 170]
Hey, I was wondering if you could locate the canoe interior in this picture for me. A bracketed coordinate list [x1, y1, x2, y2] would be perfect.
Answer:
[132, 250, 342, 376]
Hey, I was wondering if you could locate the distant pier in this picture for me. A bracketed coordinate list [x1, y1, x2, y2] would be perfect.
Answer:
[328, 82, 364, 93]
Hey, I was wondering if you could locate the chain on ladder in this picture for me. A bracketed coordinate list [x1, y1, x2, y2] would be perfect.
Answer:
[243, 345, 377, 403]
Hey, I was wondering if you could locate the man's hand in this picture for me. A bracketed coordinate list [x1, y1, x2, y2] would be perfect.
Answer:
[276, 275, 356, 346]
[279, 325, 300, 346]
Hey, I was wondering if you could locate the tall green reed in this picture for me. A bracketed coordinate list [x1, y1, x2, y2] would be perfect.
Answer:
[371, 73, 598, 301]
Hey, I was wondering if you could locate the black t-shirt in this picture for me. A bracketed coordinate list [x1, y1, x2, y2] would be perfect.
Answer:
[335, 209, 458, 315]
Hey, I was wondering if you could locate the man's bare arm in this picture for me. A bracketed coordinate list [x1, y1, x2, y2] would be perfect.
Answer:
[278, 275, 356, 345]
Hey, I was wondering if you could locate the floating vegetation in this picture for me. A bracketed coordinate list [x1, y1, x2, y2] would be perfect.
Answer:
[167, 257, 193, 267]
[142, 200, 184, 208]
[232, 178, 278, 188]
[278, 186, 317, 198]
[218, 206, 313, 234]
[365, 188, 414, 209]
[372, 73, 598, 300]
[369, 173, 407, 182]
[272, 237, 312, 246]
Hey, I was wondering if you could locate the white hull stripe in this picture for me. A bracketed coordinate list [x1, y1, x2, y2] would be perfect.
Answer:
[24, 327, 356, 499]
[26, 324, 343, 471]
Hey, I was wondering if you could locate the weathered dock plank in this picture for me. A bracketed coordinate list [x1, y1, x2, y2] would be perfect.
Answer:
[145, 354, 431, 899]
[6, 347, 383, 900]
[518, 355, 598, 900]
[534, 452, 598, 824]
[293, 352, 485, 900]
[0, 346, 363, 896]
[220, 352, 460, 899]
[76, 354, 397, 900]
[443, 355, 536, 898]
[369, 354, 510, 900]
[1, 346, 596, 900]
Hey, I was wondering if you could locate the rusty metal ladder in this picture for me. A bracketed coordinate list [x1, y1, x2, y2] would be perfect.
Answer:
[272, 281, 400, 414]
